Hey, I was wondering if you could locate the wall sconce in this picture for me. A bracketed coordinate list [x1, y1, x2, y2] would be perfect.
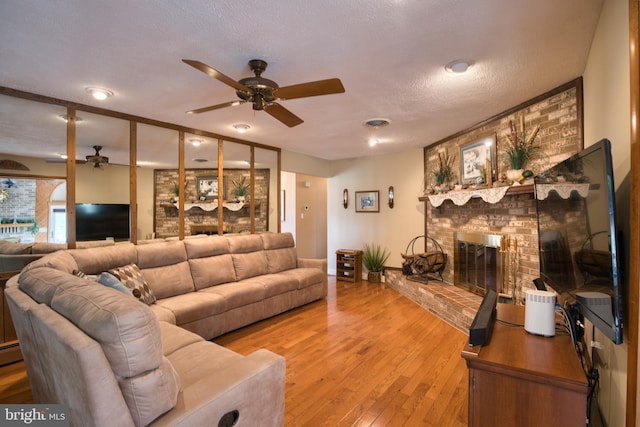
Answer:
[343, 189, 348, 209]
[388, 186, 394, 208]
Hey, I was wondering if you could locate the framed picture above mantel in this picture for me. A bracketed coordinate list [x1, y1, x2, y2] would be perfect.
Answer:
[197, 177, 226, 200]
[460, 133, 497, 185]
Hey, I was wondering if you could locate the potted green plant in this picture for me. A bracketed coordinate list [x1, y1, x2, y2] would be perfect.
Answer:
[362, 243, 390, 283]
[232, 176, 250, 202]
[503, 118, 540, 180]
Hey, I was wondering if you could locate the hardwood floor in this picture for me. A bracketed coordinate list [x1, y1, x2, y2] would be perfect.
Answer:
[216, 277, 469, 426]
[0, 277, 469, 426]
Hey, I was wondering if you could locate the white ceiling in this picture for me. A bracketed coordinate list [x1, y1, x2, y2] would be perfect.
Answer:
[0, 0, 603, 162]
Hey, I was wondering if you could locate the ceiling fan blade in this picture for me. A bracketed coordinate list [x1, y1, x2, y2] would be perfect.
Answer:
[264, 103, 304, 127]
[182, 59, 250, 92]
[274, 78, 345, 100]
[45, 158, 86, 164]
[186, 100, 246, 115]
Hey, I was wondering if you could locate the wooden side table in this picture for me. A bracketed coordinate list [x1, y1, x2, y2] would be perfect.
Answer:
[336, 250, 362, 282]
[461, 303, 588, 426]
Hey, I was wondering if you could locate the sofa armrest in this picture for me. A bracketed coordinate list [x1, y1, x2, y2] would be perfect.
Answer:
[297, 258, 327, 273]
[152, 349, 285, 427]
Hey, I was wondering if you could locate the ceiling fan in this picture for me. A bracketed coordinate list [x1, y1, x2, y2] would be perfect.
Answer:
[46, 145, 110, 168]
[183, 59, 345, 127]
[85, 145, 109, 168]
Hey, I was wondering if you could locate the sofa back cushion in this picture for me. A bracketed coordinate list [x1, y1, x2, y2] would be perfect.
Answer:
[261, 232, 298, 273]
[68, 243, 138, 275]
[228, 234, 268, 280]
[50, 280, 179, 426]
[184, 237, 236, 289]
[136, 241, 195, 299]
[18, 266, 85, 305]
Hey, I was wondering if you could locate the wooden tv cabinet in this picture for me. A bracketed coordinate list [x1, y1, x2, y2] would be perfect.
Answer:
[461, 304, 588, 427]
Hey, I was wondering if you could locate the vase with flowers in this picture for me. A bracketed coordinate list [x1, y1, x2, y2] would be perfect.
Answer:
[503, 117, 540, 182]
[431, 151, 456, 192]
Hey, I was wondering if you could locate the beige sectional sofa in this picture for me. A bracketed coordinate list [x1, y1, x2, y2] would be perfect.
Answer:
[5, 232, 327, 426]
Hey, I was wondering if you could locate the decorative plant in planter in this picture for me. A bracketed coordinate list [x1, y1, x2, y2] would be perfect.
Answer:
[362, 243, 390, 283]
[503, 117, 540, 174]
[431, 151, 456, 188]
[170, 179, 189, 202]
[232, 176, 250, 202]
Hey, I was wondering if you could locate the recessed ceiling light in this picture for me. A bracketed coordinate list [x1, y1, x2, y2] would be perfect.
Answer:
[85, 86, 114, 100]
[190, 139, 202, 147]
[445, 59, 471, 73]
[233, 124, 250, 133]
[365, 118, 390, 128]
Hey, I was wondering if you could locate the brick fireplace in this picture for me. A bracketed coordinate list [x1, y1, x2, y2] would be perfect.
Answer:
[423, 188, 539, 303]
[454, 231, 502, 296]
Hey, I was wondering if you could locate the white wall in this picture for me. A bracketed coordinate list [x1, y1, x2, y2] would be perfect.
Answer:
[280, 171, 296, 238]
[583, 0, 630, 425]
[327, 149, 426, 275]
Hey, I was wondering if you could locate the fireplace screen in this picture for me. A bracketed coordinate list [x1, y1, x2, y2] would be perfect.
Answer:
[454, 232, 502, 295]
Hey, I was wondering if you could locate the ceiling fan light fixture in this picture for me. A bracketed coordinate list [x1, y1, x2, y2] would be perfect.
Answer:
[58, 114, 83, 123]
[445, 59, 471, 74]
[233, 124, 250, 133]
[85, 86, 114, 100]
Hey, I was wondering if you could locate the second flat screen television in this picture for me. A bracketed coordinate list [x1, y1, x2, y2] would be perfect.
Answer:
[75, 203, 130, 242]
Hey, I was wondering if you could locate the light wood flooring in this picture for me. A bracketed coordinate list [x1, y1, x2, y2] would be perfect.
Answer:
[0, 277, 469, 426]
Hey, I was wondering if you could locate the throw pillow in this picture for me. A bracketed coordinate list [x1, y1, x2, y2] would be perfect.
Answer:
[72, 269, 87, 279]
[108, 264, 156, 305]
[97, 272, 134, 297]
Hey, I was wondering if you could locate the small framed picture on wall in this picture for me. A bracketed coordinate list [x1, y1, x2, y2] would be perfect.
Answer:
[355, 190, 379, 213]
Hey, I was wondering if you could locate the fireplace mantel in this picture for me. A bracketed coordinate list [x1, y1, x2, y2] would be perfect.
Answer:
[418, 184, 533, 207]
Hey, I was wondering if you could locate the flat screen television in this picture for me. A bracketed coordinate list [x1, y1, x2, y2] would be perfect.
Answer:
[75, 203, 130, 242]
[534, 139, 623, 344]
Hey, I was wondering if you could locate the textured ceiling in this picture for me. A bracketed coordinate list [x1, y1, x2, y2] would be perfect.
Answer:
[0, 0, 603, 162]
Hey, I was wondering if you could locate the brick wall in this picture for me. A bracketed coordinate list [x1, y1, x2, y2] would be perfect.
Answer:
[423, 83, 581, 302]
[154, 169, 270, 238]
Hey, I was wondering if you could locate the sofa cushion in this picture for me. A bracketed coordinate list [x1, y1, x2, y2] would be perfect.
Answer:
[265, 247, 297, 274]
[184, 236, 230, 259]
[119, 357, 180, 427]
[202, 279, 266, 310]
[136, 241, 196, 299]
[155, 292, 227, 325]
[228, 233, 264, 253]
[260, 232, 295, 250]
[18, 267, 86, 305]
[159, 321, 204, 357]
[69, 243, 138, 275]
[109, 263, 156, 305]
[0, 240, 33, 254]
[31, 242, 68, 254]
[232, 251, 269, 280]
[49, 280, 179, 426]
[189, 255, 236, 289]
[21, 250, 78, 275]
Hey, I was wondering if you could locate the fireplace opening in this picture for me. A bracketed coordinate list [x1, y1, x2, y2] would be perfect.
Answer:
[454, 232, 503, 296]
